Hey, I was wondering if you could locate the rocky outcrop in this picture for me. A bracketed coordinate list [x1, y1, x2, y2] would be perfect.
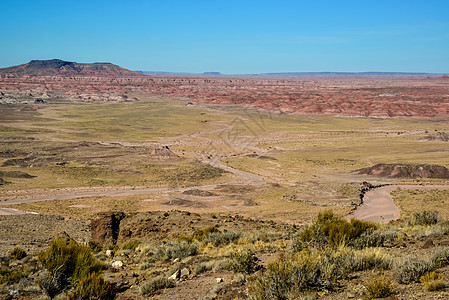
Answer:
[90, 212, 126, 245]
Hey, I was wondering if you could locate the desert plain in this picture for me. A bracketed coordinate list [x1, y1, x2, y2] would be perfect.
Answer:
[0, 60, 449, 299]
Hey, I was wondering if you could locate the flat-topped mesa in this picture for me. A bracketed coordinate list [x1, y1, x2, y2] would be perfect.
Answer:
[0, 59, 144, 77]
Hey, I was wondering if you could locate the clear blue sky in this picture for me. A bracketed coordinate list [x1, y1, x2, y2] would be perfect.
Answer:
[1, 0, 448, 74]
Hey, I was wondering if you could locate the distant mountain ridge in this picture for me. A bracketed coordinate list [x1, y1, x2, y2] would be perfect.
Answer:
[0, 59, 143, 77]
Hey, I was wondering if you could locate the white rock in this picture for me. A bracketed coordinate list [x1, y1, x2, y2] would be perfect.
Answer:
[112, 260, 123, 268]
[216, 278, 223, 283]
[168, 270, 179, 280]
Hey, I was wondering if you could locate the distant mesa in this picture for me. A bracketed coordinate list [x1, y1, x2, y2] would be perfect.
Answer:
[0, 59, 144, 77]
[202, 72, 221, 75]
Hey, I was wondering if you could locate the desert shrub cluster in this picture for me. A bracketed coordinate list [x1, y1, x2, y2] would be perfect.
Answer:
[37, 237, 115, 299]
[249, 210, 449, 299]
[3, 209, 449, 299]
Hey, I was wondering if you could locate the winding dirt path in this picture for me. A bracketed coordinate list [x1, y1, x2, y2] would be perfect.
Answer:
[347, 184, 449, 223]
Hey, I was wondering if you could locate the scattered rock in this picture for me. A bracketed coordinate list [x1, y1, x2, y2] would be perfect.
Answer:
[112, 260, 123, 268]
[169, 270, 180, 281]
[216, 278, 223, 283]
[180, 267, 190, 279]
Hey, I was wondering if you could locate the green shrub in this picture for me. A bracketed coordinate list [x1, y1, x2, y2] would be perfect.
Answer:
[409, 211, 439, 226]
[393, 256, 433, 284]
[0, 268, 27, 284]
[293, 210, 377, 249]
[68, 273, 116, 300]
[365, 277, 393, 299]
[121, 240, 139, 251]
[140, 275, 175, 295]
[230, 248, 260, 275]
[38, 237, 103, 285]
[420, 271, 445, 291]
[9, 247, 27, 260]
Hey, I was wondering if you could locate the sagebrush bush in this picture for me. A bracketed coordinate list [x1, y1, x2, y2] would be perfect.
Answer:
[249, 249, 348, 299]
[393, 255, 433, 284]
[204, 231, 243, 247]
[431, 247, 449, 268]
[230, 248, 260, 275]
[140, 276, 175, 295]
[157, 240, 198, 260]
[352, 228, 400, 249]
[365, 277, 393, 299]
[420, 271, 445, 291]
[409, 211, 439, 226]
[9, 247, 27, 260]
[335, 247, 392, 272]
[293, 210, 377, 250]
[68, 273, 116, 300]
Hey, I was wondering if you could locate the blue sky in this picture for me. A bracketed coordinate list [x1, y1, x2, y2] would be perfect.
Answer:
[1, 0, 448, 73]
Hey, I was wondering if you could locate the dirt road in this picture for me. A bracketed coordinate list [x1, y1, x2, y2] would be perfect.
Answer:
[347, 184, 449, 223]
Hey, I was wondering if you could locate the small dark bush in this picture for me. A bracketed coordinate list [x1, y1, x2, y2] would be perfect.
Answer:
[9, 247, 27, 260]
[409, 211, 439, 226]
[230, 249, 260, 275]
[39, 271, 68, 299]
[68, 273, 116, 300]
[140, 276, 175, 295]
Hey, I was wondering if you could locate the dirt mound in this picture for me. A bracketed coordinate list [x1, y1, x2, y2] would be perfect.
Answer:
[421, 132, 449, 142]
[182, 189, 217, 197]
[150, 146, 180, 158]
[0, 170, 35, 178]
[357, 163, 449, 179]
